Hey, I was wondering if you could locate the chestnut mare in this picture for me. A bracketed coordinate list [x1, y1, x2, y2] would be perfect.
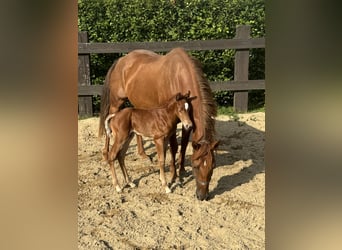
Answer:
[99, 48, 218, 200]
[103, 92, 193, 193]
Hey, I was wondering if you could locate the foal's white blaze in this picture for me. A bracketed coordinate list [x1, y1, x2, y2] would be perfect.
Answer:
[204, 160, 207, 167]
[184, 102, 189, 111]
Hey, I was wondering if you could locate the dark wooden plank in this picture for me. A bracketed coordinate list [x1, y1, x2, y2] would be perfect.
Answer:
[78, 80, 265, 96]
[78, 85, 103, 96]
[77, 26, 265, 115]
[233, 26, 250, 113]
[78, 32, 93, 116]
[78, 37, 265, 54]
[210, 80, 265, 92]
[78, 97, 93, 116]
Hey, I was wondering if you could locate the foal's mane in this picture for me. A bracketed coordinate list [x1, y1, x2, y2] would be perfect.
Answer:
[190, 57, 217, 143]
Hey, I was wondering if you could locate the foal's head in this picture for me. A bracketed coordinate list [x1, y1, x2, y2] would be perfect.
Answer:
[174, 92, 194, 130]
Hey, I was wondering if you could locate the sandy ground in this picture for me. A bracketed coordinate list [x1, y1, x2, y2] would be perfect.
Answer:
[78, 112, 265, 249]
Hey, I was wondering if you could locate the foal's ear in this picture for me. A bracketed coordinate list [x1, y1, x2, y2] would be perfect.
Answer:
[186, 96, 197, 103]
[188, 96, 197, 102]
[184, 90, 190, 98]
[175, 92, 182, 101]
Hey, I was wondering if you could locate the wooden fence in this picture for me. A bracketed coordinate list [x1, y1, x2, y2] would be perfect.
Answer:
[78, 25, 265, 116]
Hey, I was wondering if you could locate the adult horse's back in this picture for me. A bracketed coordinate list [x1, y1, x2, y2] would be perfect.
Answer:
[99, 48, 218, 200]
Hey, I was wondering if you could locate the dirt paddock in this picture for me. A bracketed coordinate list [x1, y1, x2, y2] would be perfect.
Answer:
[78, 112, 265, 249]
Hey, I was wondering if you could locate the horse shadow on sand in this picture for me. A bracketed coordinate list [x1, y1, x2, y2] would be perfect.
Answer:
[209, 118, 265, 199]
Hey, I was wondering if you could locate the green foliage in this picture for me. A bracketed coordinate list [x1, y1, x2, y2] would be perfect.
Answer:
[217, 106, 239, 120]
[78, 0, 265, 113]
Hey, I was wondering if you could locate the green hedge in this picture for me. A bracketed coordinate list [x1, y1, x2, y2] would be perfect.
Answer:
[78, 0, 265, 112]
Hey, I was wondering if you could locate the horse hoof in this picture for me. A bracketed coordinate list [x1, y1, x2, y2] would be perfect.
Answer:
[170, 175, 177, 183]
[148, 156, 154, 163]
[142, 157, 153, 165]
[129, 182, 136, 188]
[115, 186, 122, 193]
[165, 187, 171, 193]
[177, 168, 185, 176]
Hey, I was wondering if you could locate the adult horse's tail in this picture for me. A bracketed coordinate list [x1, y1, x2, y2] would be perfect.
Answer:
[98, 61, 117, 137]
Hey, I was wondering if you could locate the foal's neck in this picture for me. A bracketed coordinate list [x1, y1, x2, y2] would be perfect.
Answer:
[164, 102, 178, 121]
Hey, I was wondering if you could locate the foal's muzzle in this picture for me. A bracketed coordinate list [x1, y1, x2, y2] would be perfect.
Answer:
[183, 122, 192, 130]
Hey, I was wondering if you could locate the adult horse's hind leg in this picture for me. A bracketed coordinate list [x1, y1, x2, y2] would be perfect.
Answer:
[117, 133, 136, 189]
[178, 126, 191, 175]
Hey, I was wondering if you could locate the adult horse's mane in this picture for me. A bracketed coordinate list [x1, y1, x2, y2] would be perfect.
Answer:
[190, 56, 217, 143]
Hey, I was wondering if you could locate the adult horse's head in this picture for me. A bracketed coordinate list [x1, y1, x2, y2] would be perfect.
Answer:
[192, 140, 219, 200]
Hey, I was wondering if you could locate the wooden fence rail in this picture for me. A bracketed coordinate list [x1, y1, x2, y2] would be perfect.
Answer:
[78, 25, 265, 116]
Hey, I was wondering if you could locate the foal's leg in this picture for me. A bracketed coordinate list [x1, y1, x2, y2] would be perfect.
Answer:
[108, 160, 121, 193]
[136, 135, 152, 162]
[108, 133, 128, 193]
[102, 134, 110, 163]
[178, 127, 191, 175]
[154, 138, 171, 193]
[117, 133, 136, 188]
[169, 132, 178, 184]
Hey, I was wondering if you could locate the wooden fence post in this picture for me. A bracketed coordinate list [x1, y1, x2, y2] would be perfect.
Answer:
[233, 25, 250, 112]
[78, 31, 93, 117]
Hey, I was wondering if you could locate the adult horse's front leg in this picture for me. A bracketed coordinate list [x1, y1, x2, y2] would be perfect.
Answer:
[169, 132, 178, 183]
[178, 126, 191, 175]
[154, 138, 171, 193]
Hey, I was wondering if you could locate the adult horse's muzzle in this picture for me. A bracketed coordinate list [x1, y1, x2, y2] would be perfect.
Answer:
[195, 180, 209, 201]
[196, 189, 209, 201]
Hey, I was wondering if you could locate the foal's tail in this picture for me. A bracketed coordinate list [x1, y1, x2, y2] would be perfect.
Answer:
[98, 60, 118, 137]
[104, 113, 116, 137]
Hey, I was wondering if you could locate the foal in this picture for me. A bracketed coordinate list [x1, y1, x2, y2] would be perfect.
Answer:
[103, 92, 194, 193]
